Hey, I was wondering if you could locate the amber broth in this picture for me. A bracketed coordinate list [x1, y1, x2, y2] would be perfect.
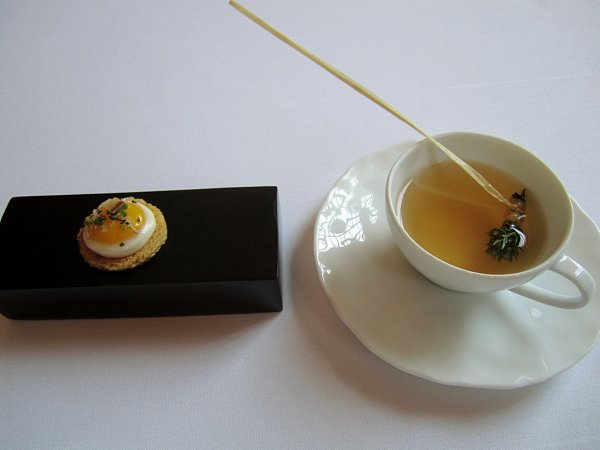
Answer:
[400, 160, 547, 274]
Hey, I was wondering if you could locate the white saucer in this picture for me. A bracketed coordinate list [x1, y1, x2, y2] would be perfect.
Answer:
[314, 142, 600, 389]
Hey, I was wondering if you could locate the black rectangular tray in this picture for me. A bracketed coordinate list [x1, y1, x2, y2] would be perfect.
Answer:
[0, 186, 281, 320]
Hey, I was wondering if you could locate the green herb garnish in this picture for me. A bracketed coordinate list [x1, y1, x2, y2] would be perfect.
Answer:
[84, 199, 136, 232]
[486, 190, 527, 262]
[486, 221, 526, 262]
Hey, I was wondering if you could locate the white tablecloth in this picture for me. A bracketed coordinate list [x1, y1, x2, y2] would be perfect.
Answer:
[1, 1, 599, 448]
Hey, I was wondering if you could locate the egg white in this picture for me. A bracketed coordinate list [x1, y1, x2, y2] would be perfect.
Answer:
[83, 200, 156, 258]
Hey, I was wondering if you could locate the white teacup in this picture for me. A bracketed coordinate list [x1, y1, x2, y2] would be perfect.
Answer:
[385, 132, 596, 309]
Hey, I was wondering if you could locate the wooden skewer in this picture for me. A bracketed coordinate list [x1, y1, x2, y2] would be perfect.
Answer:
[229, 0, 513, 208]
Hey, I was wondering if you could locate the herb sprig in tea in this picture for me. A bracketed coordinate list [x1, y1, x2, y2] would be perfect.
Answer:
[486, 190, 527, 262]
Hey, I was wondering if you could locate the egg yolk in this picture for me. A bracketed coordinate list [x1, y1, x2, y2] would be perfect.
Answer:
[86, 201, 146, 244]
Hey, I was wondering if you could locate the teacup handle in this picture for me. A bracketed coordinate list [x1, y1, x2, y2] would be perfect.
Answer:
[510, 255, 596, 309]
